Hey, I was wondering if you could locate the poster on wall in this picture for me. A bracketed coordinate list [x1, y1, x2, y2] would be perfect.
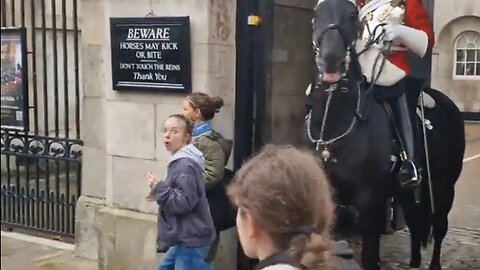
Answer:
[1, 27, 29, 131]
[110, 16, 191, 93]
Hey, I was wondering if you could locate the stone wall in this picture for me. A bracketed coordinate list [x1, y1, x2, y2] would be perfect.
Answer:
[432, 0, 480, 38]
[76, 0, 237, 269]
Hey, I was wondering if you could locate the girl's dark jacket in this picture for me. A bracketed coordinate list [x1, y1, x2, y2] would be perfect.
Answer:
[152, 144, 216, 252]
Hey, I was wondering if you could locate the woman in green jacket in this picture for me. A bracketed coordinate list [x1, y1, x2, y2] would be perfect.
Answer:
[182, 92, 233, 262]
[182, 92, 232, 186]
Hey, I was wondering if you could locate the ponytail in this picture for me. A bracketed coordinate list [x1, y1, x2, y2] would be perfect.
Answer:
[289, 232, 334, 270]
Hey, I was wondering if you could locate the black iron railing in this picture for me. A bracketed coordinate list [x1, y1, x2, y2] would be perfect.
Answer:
[1, 0, 82, 239]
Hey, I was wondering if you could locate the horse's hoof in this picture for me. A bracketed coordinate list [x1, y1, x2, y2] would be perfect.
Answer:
[410, 258, 422, 268]
[409, 258, 423, 269]
[428, 263, 442, 270]
[362, 262, 380, 270]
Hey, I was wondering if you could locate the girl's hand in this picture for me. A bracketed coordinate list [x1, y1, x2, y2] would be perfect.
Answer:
[145, 172, 159, 188]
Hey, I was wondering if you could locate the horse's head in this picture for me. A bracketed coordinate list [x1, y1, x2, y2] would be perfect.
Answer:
[312, 0, 360, 84]
[306, 0, 364, 155]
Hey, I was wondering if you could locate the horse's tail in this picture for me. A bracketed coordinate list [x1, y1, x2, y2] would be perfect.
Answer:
[424, 88, 466, 182]
[419, 88, 466, 247]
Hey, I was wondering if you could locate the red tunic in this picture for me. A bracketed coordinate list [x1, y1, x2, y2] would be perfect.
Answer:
[357, 0, 435, 74]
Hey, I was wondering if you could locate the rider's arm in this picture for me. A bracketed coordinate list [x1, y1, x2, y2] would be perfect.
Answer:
[384, 0, 435, 57]
[405, 0, 435, 48]
[400, 0, 435, 57]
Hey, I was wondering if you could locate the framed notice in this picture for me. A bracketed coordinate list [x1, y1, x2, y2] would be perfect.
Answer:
[110, 16, 192, 93]
[1, 27, 29, 131]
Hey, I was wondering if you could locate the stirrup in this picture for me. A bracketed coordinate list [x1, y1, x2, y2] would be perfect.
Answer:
[399, 160, 420, 188]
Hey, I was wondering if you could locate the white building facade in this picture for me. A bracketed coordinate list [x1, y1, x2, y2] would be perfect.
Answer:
[431, 0, 480, 120]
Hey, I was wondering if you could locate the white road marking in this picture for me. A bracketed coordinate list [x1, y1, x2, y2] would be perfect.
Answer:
[463, 154, 480, 163]
[0, 230, 74, 251]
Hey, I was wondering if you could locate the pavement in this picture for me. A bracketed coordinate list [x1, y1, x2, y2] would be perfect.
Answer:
[1, 123, 479, 270]
[348, 225, 480, 270]
[1, 231, 97, 270]
[449, 122, 480, 229]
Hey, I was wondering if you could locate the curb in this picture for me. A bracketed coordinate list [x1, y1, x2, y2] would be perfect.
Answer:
[1, 230, 74, 251]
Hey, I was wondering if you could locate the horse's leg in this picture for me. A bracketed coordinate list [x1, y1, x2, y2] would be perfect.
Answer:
[358, 188, 385, 270]
[397, 189, 423, 268]
[361, 232, 381, 270]
[429, 234, 443, 270]
[429, 185, 454, 270]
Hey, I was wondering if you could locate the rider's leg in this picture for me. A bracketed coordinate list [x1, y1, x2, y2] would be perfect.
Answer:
[388, 93, 420, 186]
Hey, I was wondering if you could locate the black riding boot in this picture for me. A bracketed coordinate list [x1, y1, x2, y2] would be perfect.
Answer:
[389, 93, 420, 187]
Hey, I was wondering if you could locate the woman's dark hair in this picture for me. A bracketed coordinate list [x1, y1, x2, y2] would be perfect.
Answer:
[166, 114, 194, 142]
[186, 92, 224, 121]
[228, 145, 336, 270]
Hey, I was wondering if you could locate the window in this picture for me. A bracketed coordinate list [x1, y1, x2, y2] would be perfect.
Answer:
[454, 31, 480, 79]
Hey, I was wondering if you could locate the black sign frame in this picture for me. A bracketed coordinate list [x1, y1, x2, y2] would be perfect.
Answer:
[1, 27, 29, 131]
[110, 16, 192, 93]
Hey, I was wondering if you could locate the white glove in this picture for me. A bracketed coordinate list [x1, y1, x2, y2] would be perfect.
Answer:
[382, 23, 399, 42]
[382, 23, 429, 57]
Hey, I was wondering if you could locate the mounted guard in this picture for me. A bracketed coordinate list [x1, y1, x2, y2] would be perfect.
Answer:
[306, 0, 431, 187]
[306, 0, 465, 269]
[356, 0, 434, 187]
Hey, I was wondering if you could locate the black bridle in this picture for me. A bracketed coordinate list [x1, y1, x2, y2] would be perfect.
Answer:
[308, 23, 360, 156]
[307, 13, 390, 154]
[311, 10, 391, 95]
[312, 23, 356, 86]
[314, 23, 351, 50]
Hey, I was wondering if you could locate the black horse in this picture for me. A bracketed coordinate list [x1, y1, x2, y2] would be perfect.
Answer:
[306, 0, 465, 269]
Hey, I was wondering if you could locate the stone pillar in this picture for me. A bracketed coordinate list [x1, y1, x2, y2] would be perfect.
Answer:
[75, 0, 237, 269]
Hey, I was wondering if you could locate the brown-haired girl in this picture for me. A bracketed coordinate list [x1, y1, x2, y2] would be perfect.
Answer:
[146, 114, 216, 270]
[228, 145, 360, 270]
